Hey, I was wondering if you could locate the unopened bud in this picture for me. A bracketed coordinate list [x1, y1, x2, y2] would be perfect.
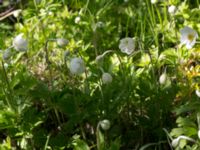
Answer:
[100, 119, 111, 131]
[102, 73, 112, 84]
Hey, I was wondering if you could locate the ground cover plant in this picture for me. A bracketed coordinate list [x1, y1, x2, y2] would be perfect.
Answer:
[0, 0, 200, 149]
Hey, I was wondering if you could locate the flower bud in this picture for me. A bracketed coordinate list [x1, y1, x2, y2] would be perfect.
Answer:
[57, 38, 68, 47]
[198, 130, 200, 139]
[95, 55, 104, 64]
[196, 90, 200, 98]
[168, 5, 176, 14]
[171, 137, 179, 148]
[13, 9, 22, 18]
[100, 119, 111, 131]
[96, 22, 105, 28]
[159, 73, 167, 85]
[64, 50, 70, 59]
[102, 73, 112, 84]
[13, 34, 28, 51]
[151, 0, 158, 4]
[69, 57, 85, 75]
[3, 49, 12, 60]
[75, 16, 81, 24]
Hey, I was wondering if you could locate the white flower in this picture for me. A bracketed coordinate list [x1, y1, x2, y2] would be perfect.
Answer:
[75, 16, 81, 24]
[180, 26, 198, 49]
[151, 0, 158, 4]
[159, 73, 167, 85]
[100, 119, 111, 130]
[69, 57, 85, 75]
[196, 90, 200, 97]
[119, 37, 135, 55]
[13, 34, 28, 51]
[57, 38, 68, 47]
[168, 5, 176, 14]
[102, 73, 112, 84]
[3, 49, 12, 60]
[13, 9, 22, 18]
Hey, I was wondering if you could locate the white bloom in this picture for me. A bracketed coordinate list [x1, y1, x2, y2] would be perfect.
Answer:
[151, 0, 158, 4]
[168, 5, 176, 14]
[69, 57, 85, 75]
[3, 49, 12, 60]
[13, 9, 22, 18]
[180, 26, 198, 49]
[13, 34, 28, 51]
[75, 16, 81, 24]
[57, 38, 68, 47]
[159, 73, 167, 85]
[119, 37, 135, 55]
[196, 90, 200, 97]
[102, 73, 112, 84]
[100, 119, 111, 130]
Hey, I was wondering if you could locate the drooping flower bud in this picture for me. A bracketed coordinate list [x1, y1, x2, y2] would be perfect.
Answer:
[171, 137, 179, 148]
[13, 9, 22, 18]
[57, 38, 68, 47]
[13, 34, 28, 52]
[102, 73, 112, 84]
[3, 49, 12, 60]
[198, 130, 200, 139]
[159, 73, 167, 85]
[168, 5, 176, 14]
[69, 57, 85, 75]
[100, 119, 111, 131]
[196, 90, 200, 98]
[95, 55, 104, 64]
[151, 0, 158, 4]
[75, 16, 81, 24]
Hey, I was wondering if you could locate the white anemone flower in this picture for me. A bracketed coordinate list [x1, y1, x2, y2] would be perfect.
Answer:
[180, 26, 198, 49]
[119, 37, 135, 55]
[102, 73, 112, 84]
[69, 57, 85, 75]
[13, 34, 28, 51]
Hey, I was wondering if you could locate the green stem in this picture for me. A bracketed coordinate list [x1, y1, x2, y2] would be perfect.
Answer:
[1, 61, 13, 110]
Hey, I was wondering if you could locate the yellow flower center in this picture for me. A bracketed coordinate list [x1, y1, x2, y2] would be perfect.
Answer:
[187, 34, 194, 42]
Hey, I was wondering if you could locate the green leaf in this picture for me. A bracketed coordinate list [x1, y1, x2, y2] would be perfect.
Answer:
[73, 139, 90, 150]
